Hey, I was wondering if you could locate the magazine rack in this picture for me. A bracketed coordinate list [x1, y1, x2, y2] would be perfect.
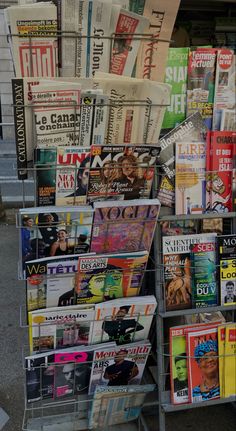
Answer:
[8, 27, 236, 431]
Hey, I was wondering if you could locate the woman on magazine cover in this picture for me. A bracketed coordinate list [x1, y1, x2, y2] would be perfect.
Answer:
[117, 154, 146, 200]
[192, 339, 219, 401]
[50, 229, 73, 256]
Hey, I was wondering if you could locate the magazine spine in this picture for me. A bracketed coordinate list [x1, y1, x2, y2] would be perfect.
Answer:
[12, 79, 28, 180]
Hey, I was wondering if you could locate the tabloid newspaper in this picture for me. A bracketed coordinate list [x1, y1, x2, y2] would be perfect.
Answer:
[109, 6, 149, 76]
[87, 145, 159, 202]
[89, 384, 155, 428]
[6, 3, 58, 77]
[31, 81, 81, 147]
[76, 251, 148, 304]
[157, 112, 207, 209]
[212, 49, 236, 131]
[90, 199, 160, 254]
[18, 205, 94, 279]
[88, 341, 151, 394]
[175, 141, 206, 215]
[162, 233, 217, 311]
[206, 131, 235, 213]
[130, 0, 180, 82]
[28, 304, 95, 354]
[217, 234, 236, 307]
[91, 295, 156, 345]
[61, 0, 112, 78]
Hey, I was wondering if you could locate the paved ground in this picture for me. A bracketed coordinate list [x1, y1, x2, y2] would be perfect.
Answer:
[0, 221, 235, 431]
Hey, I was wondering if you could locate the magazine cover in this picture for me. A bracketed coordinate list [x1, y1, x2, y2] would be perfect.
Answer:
[25, 254, 80, 312]
[175, 141, 206, 215]
[28, 305, 95, 354]
[190, 240, 218, 308]
[54, 349, 94, 398]
[218, 324, 226, 398]
[131, 0, 180, 82]
[162, 47, 189, 130]
[91, 295, 157, 345]
[88, 341, 151, 394]
[90, 199, 160, 254]
[35, 148, 57, 206]
[18, 206, 93, 279]
[31, 82, 81, 147]
[109, 7, 149, 76]
[6, 4, 58, 77]
[187, 48, 217, 129]
[163, 233, 217, 311]
[212, 49, 235, 131]
[217, 234, 236, 306]
[55, 147, 90, 206]
[76, 251, 148, 304]
[157, 112, 207, 208]
[87, 145, 159, 202]
[25, 351, 55, 403]
[224, 324, 236, 398]
[89, 384, 155, 428]
[206, 131, 235, 213]
[187, 327, 220, 403]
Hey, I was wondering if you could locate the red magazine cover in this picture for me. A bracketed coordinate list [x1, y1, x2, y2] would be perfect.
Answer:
[169, 322, 221, 405]
[206, 131, 235, 213]
[187, 327, 220, 403]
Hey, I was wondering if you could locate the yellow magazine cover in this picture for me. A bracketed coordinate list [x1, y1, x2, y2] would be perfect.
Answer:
[218, 325, 226, 398]
[224, 324, 236, 398]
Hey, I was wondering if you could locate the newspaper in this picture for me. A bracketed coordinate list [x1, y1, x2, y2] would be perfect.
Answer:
[6, 3, 58, 77]
[61, 0, 112, 78]
[212, 50, 235, 131]
[109, 6, 149, 76]
[130, 0, 180, 82]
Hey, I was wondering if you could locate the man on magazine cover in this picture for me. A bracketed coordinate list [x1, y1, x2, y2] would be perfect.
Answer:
[224, 281, 236, 304]
[103, 349, 139, 386]
[173, 353, 188, 394]
[102, 306, 144, 345]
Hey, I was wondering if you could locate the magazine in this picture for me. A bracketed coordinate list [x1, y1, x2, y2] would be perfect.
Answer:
[163, 233, 217, 311]
[217, 234, 236, 306]
[25, 350, 55, 403]
[187, 48, 217, 129]
[162, 47, 189, 130]
[212, 49, 235, 131]
[88, 341, 151, 394]
[218, 324, 226, 398]
[89, 384, 155, 428]
[91, 295, 157, 345]
[5, 3, 58, 77]
[35, 148, 57, 206]
[109, 6, 149, 76]
[61, 0, 112, 78]
[25, 253, 95, 312]
[18, 205, 94, 279]
[187, 327, 220, 403]
[76, 251, 148, 304]
[131, 0, 180, 82]
[175, 141, 206, 215]
[90, 199, 160, 254]
[31, 81, 81, 147]
[223, 324, 236, 398]
[190, 240, 218, 308]
[206, 131, 235, 213]
[169, 322, 221, 405]
[157, 112, 207, 208]
[28, 305, 95, 354]
[55, 147, 90, 206]
[87, 145, 159, 202]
